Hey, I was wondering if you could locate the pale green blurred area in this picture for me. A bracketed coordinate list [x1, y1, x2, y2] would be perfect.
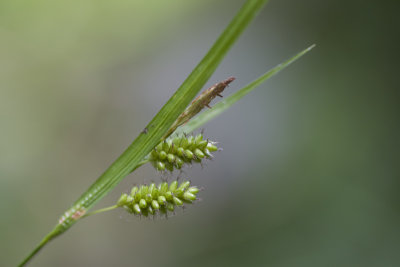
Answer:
[1, 0, 399, 266]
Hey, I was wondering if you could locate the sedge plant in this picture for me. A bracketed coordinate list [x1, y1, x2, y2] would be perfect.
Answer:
[19, 0, 314, 265]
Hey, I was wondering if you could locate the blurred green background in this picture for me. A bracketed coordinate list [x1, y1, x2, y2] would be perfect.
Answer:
[1, 0, 399, 266]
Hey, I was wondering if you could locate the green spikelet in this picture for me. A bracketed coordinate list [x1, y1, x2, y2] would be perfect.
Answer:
[117, 180, 200, 217]
[149, 134, 218, 171]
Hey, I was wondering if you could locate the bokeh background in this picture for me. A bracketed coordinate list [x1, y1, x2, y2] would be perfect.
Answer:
[1, 0, 399, 266]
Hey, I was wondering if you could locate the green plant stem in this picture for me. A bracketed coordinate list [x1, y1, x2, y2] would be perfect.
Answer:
[82, 205, 119, 218]
[135, 159, 150, 170]
[19, 1, 268, 266]
[19, 203, 117, 267]
[18, 226, 65, 267]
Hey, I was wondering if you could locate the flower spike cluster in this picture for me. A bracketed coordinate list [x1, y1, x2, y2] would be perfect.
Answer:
[117, 180, 200, 217]
[149, 134, 218, 171]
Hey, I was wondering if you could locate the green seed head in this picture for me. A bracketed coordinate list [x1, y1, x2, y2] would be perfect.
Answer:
[149, 134, 219, 172]
[117, 180, 201, 217]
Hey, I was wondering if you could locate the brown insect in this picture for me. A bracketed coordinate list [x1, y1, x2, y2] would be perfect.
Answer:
[162, 77, 235, 140]
[191, 77, 235, 109]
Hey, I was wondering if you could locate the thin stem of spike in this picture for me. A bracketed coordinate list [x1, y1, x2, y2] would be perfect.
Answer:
[134, 159, 150, 171]
[82, 205, 119, 218]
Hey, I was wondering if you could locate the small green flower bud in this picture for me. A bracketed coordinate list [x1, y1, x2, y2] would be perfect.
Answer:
[150, 186, 159, 199]
[134, 191, 141, 202]
[206, 143, 218, 152]
[173, 196, 183, 206]
[162, 140, 171, 152]
[183, 192, 196, 202]
[188, 187, 199, 194]
[165, 191, 173, 201]
[139, 199, 147, 209]
[158, 195, 167, 205]
[130, 186, 138, 197]
[169, 181, 178, 192]
[184, 149, 194, 159]
[194, 134, 202, 143]
[167, 154, 175, 163]
[159, 182, 169, 194]
[187, 136, 194, 147]
[117, 193, 128, 207]
[126, 195, 134, 203]
[197, 140, 208, 150]
[179, 181, 191, 190]
[159, 150, 167, 160]
[176, 147, 184, 157]
[175, 181, 191, 197]
[140, 185, 148, 196]
[133, 204, 141, 214]
[194, 148, 204, 159]
[174, 188, 184, 197]
[148, 183, 155, 195]
[156, 161, 165, 171]
[173, 136, 181, 145]
[155, 142, 163, 152]
[181, 137, 189, 148]
[145, 193, 153, 203]
[175, 157, 183, 169]
[152, 200, 160, 210]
